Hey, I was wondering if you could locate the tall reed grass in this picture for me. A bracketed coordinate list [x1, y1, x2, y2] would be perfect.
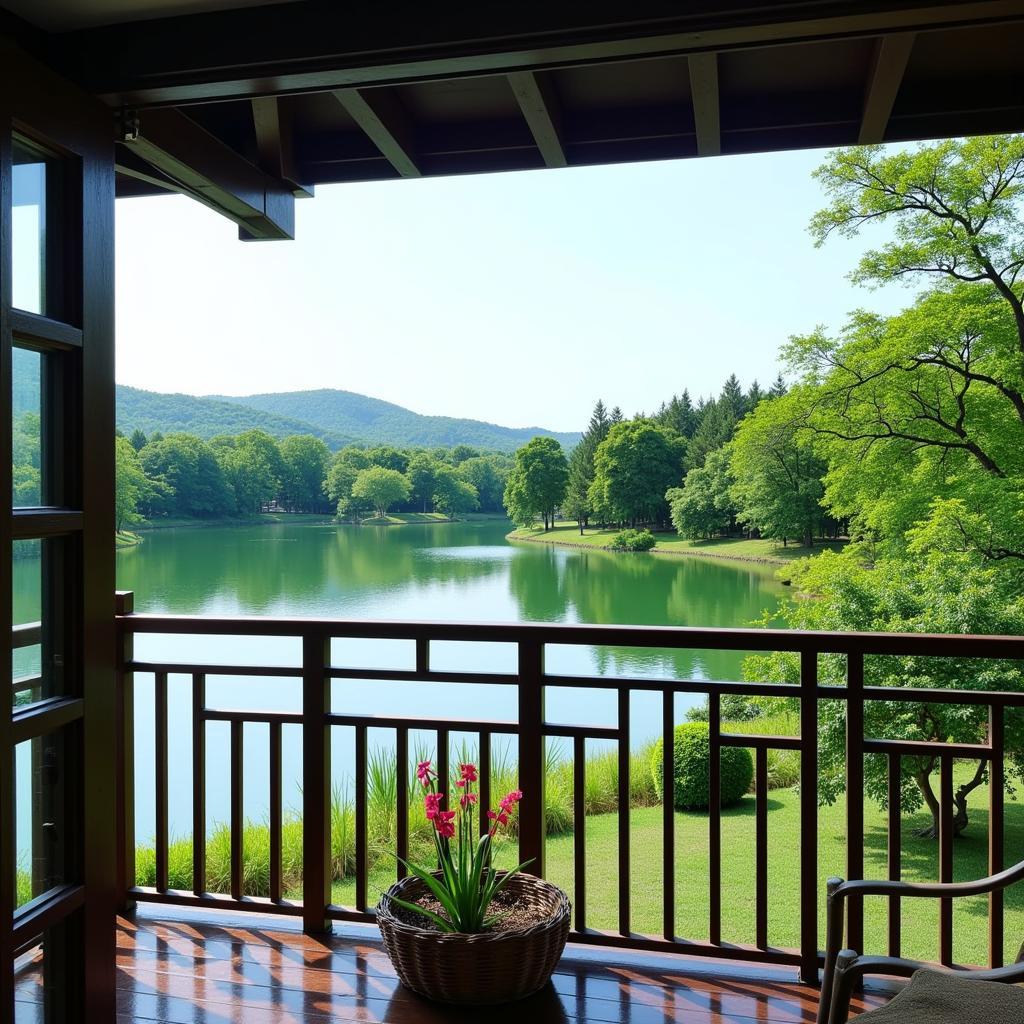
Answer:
[134, 723, 793, 898]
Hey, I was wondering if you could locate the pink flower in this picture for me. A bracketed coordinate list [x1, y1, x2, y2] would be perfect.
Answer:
[487, 809, 509, 827]
[424, 792, 444, 820]
[459, 791, 478, 809]
[499, 790, 523, 812]
[435, 810, 457, 839]
[458, 763, 478, 784]
[416, 761, 434, 787]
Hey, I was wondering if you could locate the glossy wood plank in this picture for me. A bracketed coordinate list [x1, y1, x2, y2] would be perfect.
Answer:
[17, 911, 897, 1023]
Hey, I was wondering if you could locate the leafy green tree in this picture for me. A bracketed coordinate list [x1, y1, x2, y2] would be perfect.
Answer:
[729, 392, 827, 547]
[129, 428, 148, 452]
[13, 465, 40, 507]
[786, 286, 1024, 562]
[450, 445, 480, 465]
[667, 447, 736, 539]
[504, 436, 568, 530]
[456, 457, 503, 513]
[563, 400, 613, 532]
[215, 429, 282, 515]
[433, 466, 478, 517]
[351, 466, 411, 518]
[366, 446, 409, 474]
[279, 435, 330, 512]
[407, 453, 440, 513]
[115, 436, 149, 531]
[744, 549, 1024, 838]
[139, 433, 234, 518]
[589, 420, 684, 526]
[324, 450, 369, 520]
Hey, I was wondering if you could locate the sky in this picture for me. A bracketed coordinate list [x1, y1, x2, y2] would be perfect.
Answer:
[113, 146, 910, 433]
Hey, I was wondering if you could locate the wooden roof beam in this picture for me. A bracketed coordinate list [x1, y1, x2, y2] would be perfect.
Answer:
[121, 106, 295, 240]
[858, 32, 916, 143]
[688, 51, 720, 157]
[333, 88, 420, 178]
[508, 70, 567, 168]
[251, 96, 313, 198]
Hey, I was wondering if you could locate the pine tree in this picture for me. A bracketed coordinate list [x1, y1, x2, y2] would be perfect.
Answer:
[769, 373, 787, 398]
[745, 379, 763, 413]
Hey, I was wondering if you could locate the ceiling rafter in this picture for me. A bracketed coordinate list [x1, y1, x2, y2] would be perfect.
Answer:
[508, 70, 567, 168]
[858, 32, 917, 143]
[688, 51, 720, 157]
[332, 87, 420, 178]
[251, 95, 313, 198]
[120, 106, 295, 240]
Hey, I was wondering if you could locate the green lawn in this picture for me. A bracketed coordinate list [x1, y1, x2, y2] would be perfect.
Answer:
[508, 523, 846, 566]
[333, 776, 1022, 967]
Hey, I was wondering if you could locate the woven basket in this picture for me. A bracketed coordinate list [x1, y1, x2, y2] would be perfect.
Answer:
[377, 872, 571, 1005]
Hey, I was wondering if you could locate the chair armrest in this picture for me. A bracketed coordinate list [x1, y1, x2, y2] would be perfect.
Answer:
[827, 952, 1024, 1024]
[833, 858, 1024, 903]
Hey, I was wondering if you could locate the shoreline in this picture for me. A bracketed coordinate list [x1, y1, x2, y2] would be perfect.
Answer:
[506, 530, 823, 567]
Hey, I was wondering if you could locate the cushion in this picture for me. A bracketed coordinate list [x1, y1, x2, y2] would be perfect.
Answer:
[852, 969, 1024, 1024]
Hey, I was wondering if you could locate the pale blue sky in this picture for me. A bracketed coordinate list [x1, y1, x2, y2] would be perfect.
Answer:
[114, 146, 908, 432]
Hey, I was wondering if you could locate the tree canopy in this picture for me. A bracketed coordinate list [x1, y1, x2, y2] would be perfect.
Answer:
[503, 436, 568, 530]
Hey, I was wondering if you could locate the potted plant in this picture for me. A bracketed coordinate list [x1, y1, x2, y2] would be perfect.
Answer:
[376, 760, 570, 1004]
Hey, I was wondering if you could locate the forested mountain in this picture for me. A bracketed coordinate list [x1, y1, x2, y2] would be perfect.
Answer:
[116, 386, 352, 447]
[112, 385, 577, 452]
[211, 389, 579, 451]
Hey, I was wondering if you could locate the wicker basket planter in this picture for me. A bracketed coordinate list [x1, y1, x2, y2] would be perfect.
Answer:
[377, 872, 571, 1005]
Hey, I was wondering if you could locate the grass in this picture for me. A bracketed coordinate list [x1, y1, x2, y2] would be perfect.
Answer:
[357, 512, 453, 525]
[508, 522, 847, 566]
[132, 733, 1019, 967]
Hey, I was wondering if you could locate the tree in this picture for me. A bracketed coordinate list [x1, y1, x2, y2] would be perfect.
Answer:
[503, 436, 568, 530]
[456, 457, 504, 513]
[743, 549, 1024, 838]
[785, 286, 1024, 562]
[433, 466, 478, 517]
[562, 400, 613, 532]
[215, 429, 282, 514]
[729, 392, 827, 547]
[115, 436, 149, 531]
[589, 420, 684, 526]
[667, 447, 736, 539]
[129, 428, 148, 452]
[407, 453, 440, 513]
[351, 466, 411, 518]
[139, 433, 234, 518]
[769, 373, 787, 398]
[654, 391, 698, 439]
[367, 445, 409, 474]
[279, 435, 330, 512]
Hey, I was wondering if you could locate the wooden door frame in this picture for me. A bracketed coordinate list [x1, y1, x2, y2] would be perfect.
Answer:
[0, 34, 116, 1022]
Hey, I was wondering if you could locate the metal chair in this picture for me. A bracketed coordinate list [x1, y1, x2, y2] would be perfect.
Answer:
[817, 859, 1024, 1024]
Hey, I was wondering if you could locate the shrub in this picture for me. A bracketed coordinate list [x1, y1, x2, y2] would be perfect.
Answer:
[609, 528, 656, 552]
[650, 723, 753, 809]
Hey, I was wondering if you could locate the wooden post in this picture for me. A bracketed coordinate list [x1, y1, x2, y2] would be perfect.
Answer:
[302, 629, 332, 933]
[517, 639, 545, 877]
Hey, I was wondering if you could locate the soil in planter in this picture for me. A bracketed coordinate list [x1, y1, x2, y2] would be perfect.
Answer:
[392, 889, 551, 934]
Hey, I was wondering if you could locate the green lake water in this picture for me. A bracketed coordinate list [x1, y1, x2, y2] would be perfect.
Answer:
[26, 519, 789, 844]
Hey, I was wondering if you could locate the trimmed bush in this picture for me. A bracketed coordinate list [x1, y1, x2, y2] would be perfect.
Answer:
[609, 528, 656, 552]
[650, 723, 753, 810]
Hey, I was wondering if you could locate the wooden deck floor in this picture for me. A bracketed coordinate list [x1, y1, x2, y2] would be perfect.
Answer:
[15, 908, 896, 1023]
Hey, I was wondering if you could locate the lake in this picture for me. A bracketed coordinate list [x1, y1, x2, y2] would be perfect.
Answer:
[18, 519, 788, 848]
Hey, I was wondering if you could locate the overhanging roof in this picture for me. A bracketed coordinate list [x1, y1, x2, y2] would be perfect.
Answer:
[4, 1, 1024, 239]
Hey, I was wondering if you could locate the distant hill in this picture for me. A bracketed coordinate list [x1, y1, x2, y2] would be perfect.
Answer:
[112, 384, 578, 452]
[211, 389, 579, 451]
[115, 386, 353, 447]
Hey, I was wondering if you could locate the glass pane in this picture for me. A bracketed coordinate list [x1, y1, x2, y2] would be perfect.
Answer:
[14, 914, 81, 1022]
[16, 728, 73, 906]
[13, 347, 42, 508]
[13, 539, 71, 708]
[12, 139, 53, 316]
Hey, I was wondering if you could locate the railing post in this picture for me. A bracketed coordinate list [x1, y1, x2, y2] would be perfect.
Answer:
[114, 590, 135, 911]
[518, 638, 545, 878]
[799, 648, 819, 985]
[845, 651, 865, 955]
[302, 628, 332, 933]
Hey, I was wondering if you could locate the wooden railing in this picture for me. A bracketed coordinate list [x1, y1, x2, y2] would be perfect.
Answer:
[112, 590, 1024, 983]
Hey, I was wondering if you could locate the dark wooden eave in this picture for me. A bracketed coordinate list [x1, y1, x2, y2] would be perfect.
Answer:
[6, 0, 1024, 237]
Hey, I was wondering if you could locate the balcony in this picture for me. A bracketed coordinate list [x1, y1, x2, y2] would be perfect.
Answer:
[15, 594, 1006, 1021]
